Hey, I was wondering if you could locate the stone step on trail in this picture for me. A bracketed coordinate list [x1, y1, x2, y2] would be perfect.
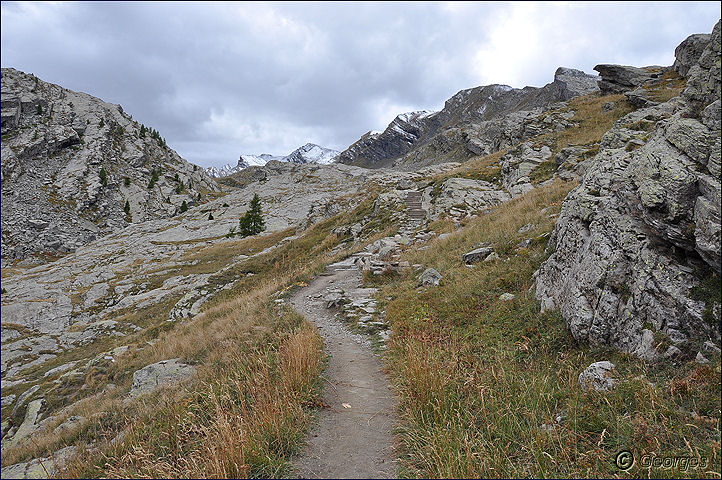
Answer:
[405, 191, 427, 223]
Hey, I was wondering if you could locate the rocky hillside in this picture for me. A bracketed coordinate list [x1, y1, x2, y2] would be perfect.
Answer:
[206, 143, 339, 178]
[1, 68, 219, 266]
[536, 20, 721, 361]
[336, 67, 600, 170]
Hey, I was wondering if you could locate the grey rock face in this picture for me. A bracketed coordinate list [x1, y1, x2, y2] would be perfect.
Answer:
[1, 68, 219, 265]
[129, 359, 196, 397]
[578, 361, 618, 392]
[553, 67, 601, 100]
[674, 33, 711, 77]
[536, 21, 721, 360]
[418, 268, 442, 287]
[2, 399, 44, 449]
[593, 64, 658, 93]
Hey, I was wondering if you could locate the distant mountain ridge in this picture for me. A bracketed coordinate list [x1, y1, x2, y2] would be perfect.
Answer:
[337, 67, 601, 169]
[206, 143, 339, 177]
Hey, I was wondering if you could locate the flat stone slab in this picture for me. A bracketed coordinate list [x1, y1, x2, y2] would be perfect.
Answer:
[128, 359, 195, 398]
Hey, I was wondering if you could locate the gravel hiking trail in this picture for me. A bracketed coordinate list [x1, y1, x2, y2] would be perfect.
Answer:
[289, 256, 398, 479]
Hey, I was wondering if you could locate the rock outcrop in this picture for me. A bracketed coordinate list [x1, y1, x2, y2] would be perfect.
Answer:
[1, 68, 219, 265]
[535, 20, 721, 361]
[593, 64, 659, 93]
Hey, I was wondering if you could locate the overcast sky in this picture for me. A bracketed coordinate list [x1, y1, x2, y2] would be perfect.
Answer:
[2, 2, 719, 168]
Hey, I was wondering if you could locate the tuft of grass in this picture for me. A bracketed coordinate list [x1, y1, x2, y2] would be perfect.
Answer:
[643, 69, 686, 103]
[529, 160, 559, 184]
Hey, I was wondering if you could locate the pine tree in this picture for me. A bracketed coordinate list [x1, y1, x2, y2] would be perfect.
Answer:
[239, 193, 265, 237]
[124, 200, 130, 215]
[180, 200, 188, 213]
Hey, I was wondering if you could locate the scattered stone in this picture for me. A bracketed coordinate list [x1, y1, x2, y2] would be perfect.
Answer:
[1, 394, 16, 407]
[578, 361, 618, 392]
[396, 178, 416, 190]
[540, 423, 555, 433]
[483, 252, 500, 262]
[518, 223, 536, 234]
[462, 246, 494, 264]
[695, 352, 710, 364]
[128, 359, 196, 398]
[418, 268, 442, 287]
[702, 341, 721, 355]
[664, 345, 682, 359]
[499, 293, 516, 301]
[11, 384, 41, 417]
[43, 361, 79, 378]
[594, 64, 657, 93]
[52, 415, 84, 435]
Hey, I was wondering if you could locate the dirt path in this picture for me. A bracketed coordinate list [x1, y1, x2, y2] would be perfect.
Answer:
[289, 256, 398, 479]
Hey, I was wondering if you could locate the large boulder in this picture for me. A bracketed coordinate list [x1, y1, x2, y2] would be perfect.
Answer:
[536, 21, 721, 361]
[593, 64, 657, 94]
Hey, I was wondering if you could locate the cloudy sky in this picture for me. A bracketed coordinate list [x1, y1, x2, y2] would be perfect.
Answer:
[1, 2, 719, 168]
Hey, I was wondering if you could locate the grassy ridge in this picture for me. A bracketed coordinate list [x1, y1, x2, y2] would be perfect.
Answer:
[372, 181, 720, 478]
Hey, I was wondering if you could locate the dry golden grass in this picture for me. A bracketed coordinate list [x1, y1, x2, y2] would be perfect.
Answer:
[1, 188, 402, 478]
[551, 93, 634, 151]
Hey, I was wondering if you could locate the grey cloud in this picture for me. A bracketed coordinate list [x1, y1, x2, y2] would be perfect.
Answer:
[2, 2, 719, 168]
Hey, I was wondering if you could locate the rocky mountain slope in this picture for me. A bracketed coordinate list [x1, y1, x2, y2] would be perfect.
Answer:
[536, 20, 721, 361]
[336, 67, 600, 170]
[1, 68, 219, 266]
[205, 143, 339, 178]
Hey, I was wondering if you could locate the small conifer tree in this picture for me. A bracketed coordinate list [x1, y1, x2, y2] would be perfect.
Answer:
[180, 200, 188, 213]
[99, 167, 108, 186]
[239, 193, 265, 237]
[124, 200, 130, 215]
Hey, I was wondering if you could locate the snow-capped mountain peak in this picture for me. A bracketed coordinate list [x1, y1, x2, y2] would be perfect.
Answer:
[205, 143, 340, 177]
[284, 143, 339, 165]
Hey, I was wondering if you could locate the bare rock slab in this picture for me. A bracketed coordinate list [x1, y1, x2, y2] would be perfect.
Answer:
[129, 359, 195, 398]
